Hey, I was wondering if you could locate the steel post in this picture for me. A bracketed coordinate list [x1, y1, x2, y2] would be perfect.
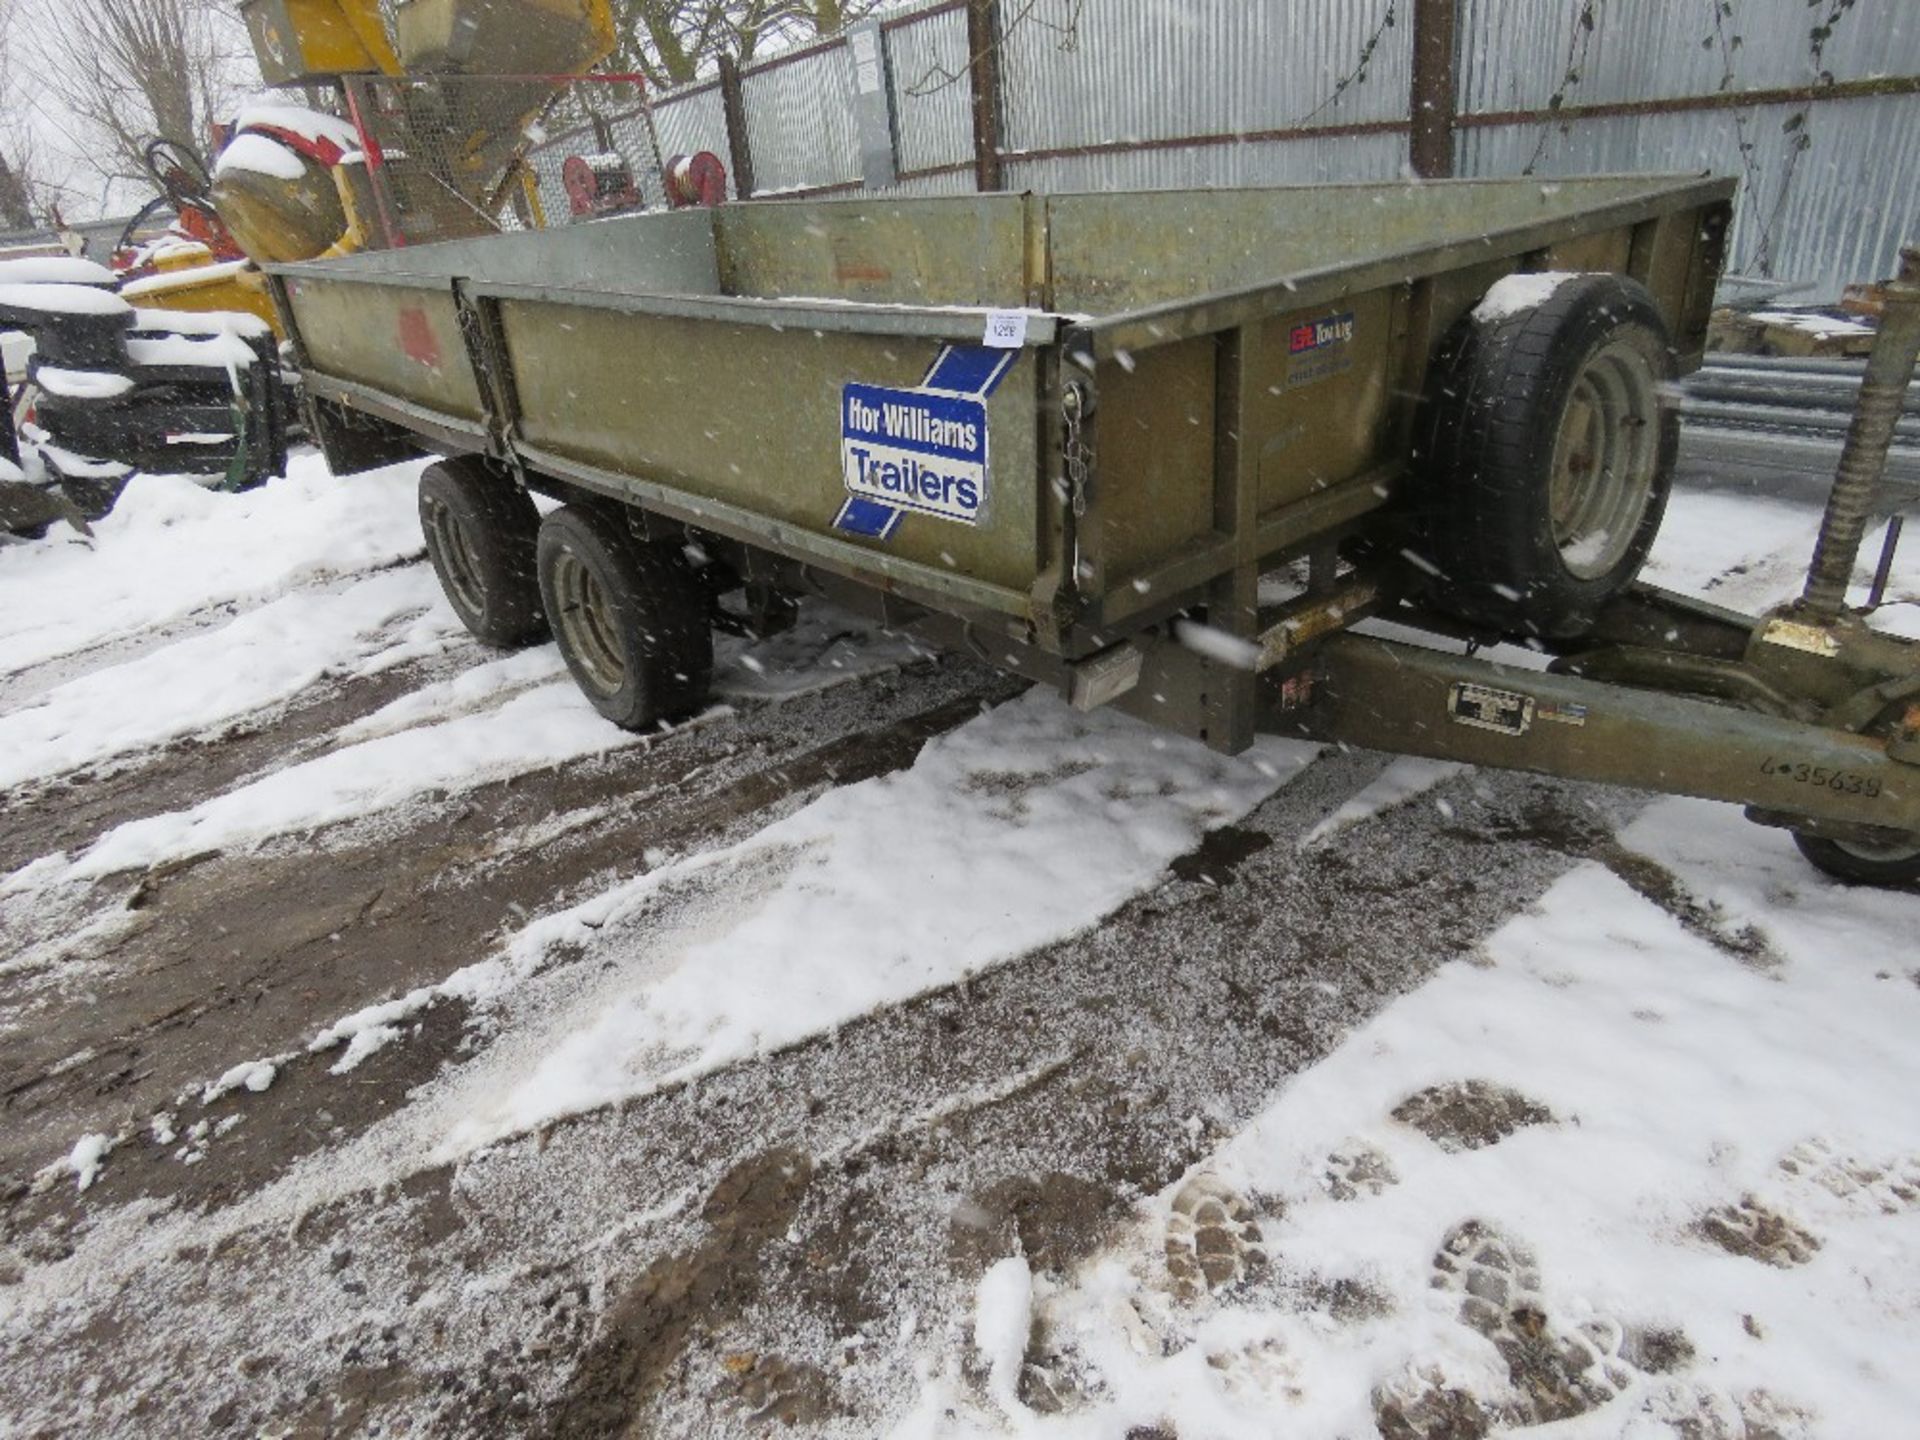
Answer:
[1410, 0, 1459, 180]
[718, 53, 756, 200]
[1799, 244, 1920, 622]
[966, 0, 1005, 192]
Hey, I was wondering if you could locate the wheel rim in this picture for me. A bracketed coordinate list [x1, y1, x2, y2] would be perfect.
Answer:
[1828, 834, 1920, 865]
[550, 545, 627, 696]
[1548, 339, 1662, 581]
[424, 495, 487, 618]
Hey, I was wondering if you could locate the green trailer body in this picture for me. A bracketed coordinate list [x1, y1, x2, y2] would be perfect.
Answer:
[263, 179, 1920, 877]
[270, 176, 1729, 648]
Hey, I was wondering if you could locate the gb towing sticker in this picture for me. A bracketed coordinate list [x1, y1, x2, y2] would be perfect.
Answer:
[834, 344, 1019, 540]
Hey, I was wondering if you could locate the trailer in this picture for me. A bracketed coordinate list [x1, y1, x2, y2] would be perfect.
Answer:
[264, 176, 1920, 887]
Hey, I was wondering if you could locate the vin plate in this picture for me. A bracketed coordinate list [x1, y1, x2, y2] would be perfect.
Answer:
[1448, 682, 1535, 736]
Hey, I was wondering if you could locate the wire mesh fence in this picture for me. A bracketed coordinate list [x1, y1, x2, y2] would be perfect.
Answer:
[342, 73, 668, 246]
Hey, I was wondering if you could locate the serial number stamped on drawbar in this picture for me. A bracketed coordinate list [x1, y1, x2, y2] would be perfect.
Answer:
[1760, 756, 1883, 798]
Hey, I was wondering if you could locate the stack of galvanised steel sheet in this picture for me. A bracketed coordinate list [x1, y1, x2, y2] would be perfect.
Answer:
[1678, 353, 1920, 504]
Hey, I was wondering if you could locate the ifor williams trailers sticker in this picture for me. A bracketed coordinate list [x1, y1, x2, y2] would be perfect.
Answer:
[834, 345, 1018, 541]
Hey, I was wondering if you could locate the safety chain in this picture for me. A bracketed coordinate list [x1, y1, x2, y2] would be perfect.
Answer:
[1062, 382, 1092, 518]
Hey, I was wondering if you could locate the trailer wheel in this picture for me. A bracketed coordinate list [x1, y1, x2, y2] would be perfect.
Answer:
[536, 504, 713, 731]
[1414, 274, 1679, 640]
[418, 459, 546, 648]
[1791, 830, 1920, 888]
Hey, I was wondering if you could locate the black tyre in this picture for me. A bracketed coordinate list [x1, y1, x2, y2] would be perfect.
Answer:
[1792, 830, 1920, 888]
[1412, 273, 1679, 640]
[418, 458, 546, 648]
[535, 504, 713, 731]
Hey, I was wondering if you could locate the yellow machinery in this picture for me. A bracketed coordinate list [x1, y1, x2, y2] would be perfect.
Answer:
[133, 0, 615, 325]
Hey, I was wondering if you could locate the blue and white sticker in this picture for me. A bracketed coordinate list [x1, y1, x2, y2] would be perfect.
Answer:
[834, 345, 1017, 540]
[841, 384, 987, 524]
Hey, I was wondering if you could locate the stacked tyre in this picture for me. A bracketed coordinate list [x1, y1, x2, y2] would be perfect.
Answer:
[0, 258, 288, 521]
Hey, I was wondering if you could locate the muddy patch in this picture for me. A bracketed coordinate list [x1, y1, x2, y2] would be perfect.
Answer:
[948, 1171, 1122, 1280]
[1323, 1140, 1398, 1200]
[1168, 823, 1273, 886]
[1392, 1079, 1555, 1153]
[542, 1148, 815, 1439]
[0, 749, 1643, 1438]
[1374, 1375, 1494, 1440]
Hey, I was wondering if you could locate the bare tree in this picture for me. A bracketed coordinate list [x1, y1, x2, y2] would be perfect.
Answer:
[0, 150, 43, 232]
[31, 0, 255, 192]
[0, 4, 47, 228]
[610, 0, 889, 88]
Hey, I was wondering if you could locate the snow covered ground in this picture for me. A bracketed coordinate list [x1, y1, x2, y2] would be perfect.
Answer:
[0, 455, 1915, 1438]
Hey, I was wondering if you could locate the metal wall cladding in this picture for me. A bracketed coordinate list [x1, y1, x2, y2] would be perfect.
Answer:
[741, 46, 864, 193]
[1459, 0, 1920, 113]
[997, 0, 1411, 154]
[885, 6, 974, 175]
[888, 168, 979, 199]
[505, 0, 1917, 299]
[1459, 93, 1920, 298]
[1007, 133, 1409, 195]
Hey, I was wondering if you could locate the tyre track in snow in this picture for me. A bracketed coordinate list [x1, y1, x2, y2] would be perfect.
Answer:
[0, 648, 478, 876]
[0, 553, 432, 710]
[0, 656, 1019, 1203]
[1, 755, 1671, 1438]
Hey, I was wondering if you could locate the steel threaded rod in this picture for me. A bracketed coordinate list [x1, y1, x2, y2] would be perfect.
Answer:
[1800, 244, 1920, 623]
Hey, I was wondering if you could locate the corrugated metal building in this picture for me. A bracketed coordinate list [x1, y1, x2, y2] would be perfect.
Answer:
[536, 0, 1919, 299]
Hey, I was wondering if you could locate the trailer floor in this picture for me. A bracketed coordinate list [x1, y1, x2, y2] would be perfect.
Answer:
[1, 457, 1916, 1438]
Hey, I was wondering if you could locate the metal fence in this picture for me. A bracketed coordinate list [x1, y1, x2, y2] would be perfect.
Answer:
[478, 0, 1919, 300]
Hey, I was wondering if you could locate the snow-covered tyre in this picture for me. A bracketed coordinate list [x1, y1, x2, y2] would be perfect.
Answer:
[1792, 829, 1920, 888]
[1412, 273, 1679, 641]
[418, 458, 546, 648]
[536, 503, 712, 731]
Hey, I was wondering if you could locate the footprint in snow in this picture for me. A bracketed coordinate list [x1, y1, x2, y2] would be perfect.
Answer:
[1162, 1173, 1268, 1303]
[1414, 1219, 1692, 1430]
[1322, 1139, 1398, 1201]
[1391, 1078, 1555, 1153]
[1776, 1136, 1920, 1216]
[1692, 1195, 1822, 1268]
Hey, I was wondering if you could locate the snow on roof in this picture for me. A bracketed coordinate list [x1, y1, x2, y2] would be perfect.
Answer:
[0, 281, 134, 318]
[214, 132, 309, 183]
[0, 256, 116, 287]
[231, 103, 361, 153]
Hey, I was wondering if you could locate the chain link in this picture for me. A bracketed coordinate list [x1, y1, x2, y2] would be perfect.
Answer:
[1063, 383, 1092, 519]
